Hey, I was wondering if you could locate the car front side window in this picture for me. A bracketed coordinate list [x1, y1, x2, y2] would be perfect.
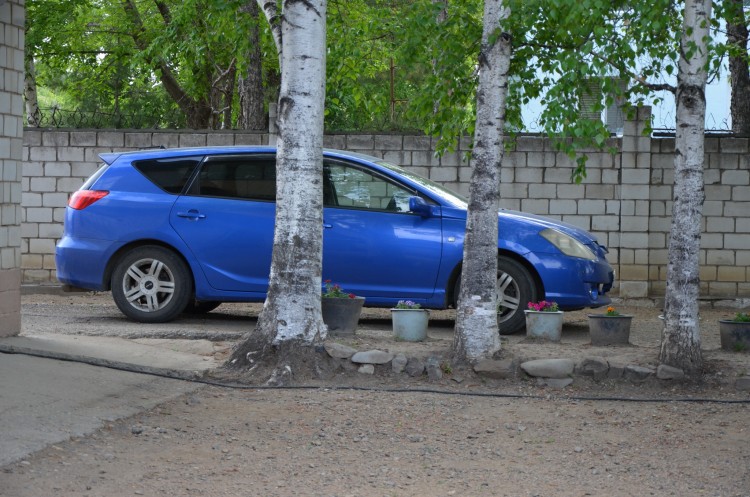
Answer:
[324, 161, 415, 212]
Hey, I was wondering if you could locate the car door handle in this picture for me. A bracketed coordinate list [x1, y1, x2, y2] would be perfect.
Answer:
[323, 223, 332, 229]
[176, 210, 206, 220]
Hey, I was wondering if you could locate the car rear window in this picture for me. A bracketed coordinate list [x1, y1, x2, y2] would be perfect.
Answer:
[132, 156, 203, 194]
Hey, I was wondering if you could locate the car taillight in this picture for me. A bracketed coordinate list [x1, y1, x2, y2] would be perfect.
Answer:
[68, 190, 109, 210]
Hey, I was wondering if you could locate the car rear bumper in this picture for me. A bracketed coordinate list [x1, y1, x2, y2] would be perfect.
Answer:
[55, 236, 119, 291]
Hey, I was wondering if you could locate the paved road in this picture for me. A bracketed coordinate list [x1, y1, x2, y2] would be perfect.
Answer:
[0, 344, 205, 467]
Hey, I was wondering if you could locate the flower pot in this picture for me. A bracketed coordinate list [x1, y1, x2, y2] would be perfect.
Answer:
[321, 297, 365, 336]
[391, 308, 429, 342]
[524, 310, 563, 342]
[588, 315, 632, 346]
[718, 320, 750, 352]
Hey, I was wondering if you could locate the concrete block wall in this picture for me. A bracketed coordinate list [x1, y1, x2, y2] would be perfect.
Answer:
[19, 108, 750, 300]
[0, 0, 24, 337]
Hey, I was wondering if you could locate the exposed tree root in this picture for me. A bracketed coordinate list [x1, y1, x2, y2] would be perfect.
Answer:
[223, 333, 334, 386]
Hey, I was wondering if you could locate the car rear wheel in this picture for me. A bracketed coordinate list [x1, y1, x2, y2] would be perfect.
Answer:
[111, 246, 191, 323]
[453, 256, 539, 335]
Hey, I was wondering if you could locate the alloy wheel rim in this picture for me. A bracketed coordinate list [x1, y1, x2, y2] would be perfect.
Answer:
[496, 271, 521, 323]
[122, 257, 175, 312]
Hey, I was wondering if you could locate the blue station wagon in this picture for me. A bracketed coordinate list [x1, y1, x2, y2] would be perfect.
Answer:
[55, 147, 614, 334]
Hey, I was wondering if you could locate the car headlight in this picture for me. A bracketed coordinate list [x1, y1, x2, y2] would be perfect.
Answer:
[540, 228, 597, 261]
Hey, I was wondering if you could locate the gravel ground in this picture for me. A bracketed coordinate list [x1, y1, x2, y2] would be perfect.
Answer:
[2, 292, 749, 496]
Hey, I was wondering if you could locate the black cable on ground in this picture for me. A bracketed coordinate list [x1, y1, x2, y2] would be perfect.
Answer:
[2, 346, 749, 405]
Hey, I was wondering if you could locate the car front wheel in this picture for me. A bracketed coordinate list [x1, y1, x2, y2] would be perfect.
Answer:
[111, 246, 192, 323]
[453, 256, 540, 335]
[496, 257, 539, 335]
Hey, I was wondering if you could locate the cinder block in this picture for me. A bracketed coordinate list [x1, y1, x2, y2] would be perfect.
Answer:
[42, 192, 69, 208]
[347, 135, 374, 150]
[618, 281, 649, 298]
[725, 202, 750, 217]
[429, 167, 457, 182]
[516, 167, 543, 183]
[720, 137, 748, 154]
[44, 162, 71, 177]
[98, 132, 125, 147]
[124, 132, 154, 148]
[379, 151, 406, 166]
[42, 131, 69, 147]
[323, 134, 346, 149]
[403, 135, 431, 150]
[373, 135, 402, 150]
[151, 132, 180, 148]
[515, 136, 544, 152]
[178, 133, 207, 147]
[70, 131, 97, 146]
[235, 133, 266, 145]
[722, 170, 749, 185]
[29, 146, 57, 161]
[529, 184, 556, 198]
[206, 133, 235, 146]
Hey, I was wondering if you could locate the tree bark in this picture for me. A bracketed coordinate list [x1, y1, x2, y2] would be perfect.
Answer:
[120, 0, 213, 128]
[452, 0, 510, 364]
[659, 0, 710, 375]
[257, 0, 283, 70]
[229, 0, 328, 384]
[24, 55, 41, 127]
[238, 0, 267, 130]
[726, 0, 750, 136]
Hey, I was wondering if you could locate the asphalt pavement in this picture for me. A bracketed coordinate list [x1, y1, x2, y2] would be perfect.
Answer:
[0, 334, 214, 467]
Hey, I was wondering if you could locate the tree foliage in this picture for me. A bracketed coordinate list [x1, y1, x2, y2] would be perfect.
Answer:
[26, 0, 273, 128]
[398, 0, 689, 180]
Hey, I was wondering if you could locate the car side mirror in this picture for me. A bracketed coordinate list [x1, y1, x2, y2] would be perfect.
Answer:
[409, 196, 434, 217]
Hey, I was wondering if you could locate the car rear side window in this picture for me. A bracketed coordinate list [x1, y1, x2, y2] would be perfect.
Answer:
[188, 155, 277, 201]
[132, 156, 203, 194]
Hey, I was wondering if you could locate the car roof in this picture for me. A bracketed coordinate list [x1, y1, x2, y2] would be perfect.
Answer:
[98, 146, 381, 165]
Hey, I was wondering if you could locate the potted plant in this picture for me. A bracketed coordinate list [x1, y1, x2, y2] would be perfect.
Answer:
[524, 300, 563, 342]
[321, 280, 365, 336]
[588, 306, 633, 346]
[391, 300, 429, 342]
[718, 312, 750, 352]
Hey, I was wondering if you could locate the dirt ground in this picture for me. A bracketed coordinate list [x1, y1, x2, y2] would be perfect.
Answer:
[2, 292, 749, 496]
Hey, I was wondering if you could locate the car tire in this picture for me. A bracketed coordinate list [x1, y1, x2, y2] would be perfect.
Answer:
[453, 256, 540, 335]
[496, 257, 539, 335]
[111, 246, 192, 323]
[183, 301, 222, 314]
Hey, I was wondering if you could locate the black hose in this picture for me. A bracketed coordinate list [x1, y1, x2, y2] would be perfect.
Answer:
[2, 345, 748, 405]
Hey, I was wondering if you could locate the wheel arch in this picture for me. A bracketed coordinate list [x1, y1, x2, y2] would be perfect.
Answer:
[102, 240, 196, 294]
[446, 249, 545, 308]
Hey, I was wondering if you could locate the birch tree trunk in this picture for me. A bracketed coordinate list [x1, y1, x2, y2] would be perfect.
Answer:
[24, 55, 41, 127]
[229, 0, 327, 385]
[452, 0, 511, 364]
[659, 0, 711, 375]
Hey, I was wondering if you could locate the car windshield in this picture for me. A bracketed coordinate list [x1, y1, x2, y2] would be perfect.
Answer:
[374, 159, 468, 209]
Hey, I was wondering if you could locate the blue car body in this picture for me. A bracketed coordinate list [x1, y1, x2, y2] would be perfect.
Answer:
[56, 146, 613, 332]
